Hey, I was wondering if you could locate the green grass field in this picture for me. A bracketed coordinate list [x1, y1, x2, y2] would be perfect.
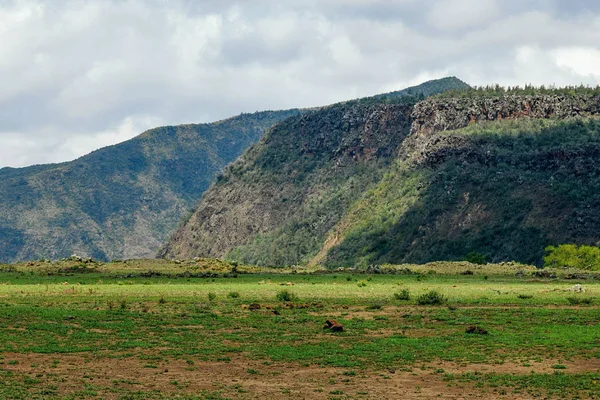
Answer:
[0, 259, 599, 399]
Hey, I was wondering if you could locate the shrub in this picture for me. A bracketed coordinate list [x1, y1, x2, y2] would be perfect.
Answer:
[544, 244, 600, 270]
[465, 251, 486, 265]
[517, 294, 533, 299]
[416, 290, 446, 305]
[228, 291, 240, 299]
[276, 290, 298, 302]
[532, 270, 557, 278]
[567, 297, 593, 305]
[207, 292, 217, 302]
[357, 280, 367, 287]
[394, 289, 411, 300]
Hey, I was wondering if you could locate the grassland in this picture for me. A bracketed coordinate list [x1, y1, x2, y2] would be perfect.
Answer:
[0, 259, 598, 399]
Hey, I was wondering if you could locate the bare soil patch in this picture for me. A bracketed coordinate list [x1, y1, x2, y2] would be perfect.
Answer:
[3, 352, 597, 399]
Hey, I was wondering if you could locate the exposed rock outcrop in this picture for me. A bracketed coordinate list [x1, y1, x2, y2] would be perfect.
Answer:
[163, 84, 600, 268]
[411, 95, 600, 136]
[406, 95, 600, 163]
[159, 103, 414, 261]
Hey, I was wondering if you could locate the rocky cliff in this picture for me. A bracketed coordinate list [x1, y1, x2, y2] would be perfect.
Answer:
[323, 93, 600, 267]
[160, 77, 471, 264]
[163, 87, 600, 268]
[159, 102, 414, 264]
[406, 94, 600, 162]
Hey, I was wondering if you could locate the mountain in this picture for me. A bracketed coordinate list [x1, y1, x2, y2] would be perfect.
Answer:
[0, 110, 300, 262]
[323, 93, 600, 267]
[161, 85, 600, 267]
[159, 77, 471, 264]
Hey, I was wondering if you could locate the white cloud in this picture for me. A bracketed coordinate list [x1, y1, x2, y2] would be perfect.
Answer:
[427, 0, 500, 31]
[56, 115, 166, 161]
[0, 0, 599, 168]
[0, 115, 164, 167]
[553, 47, 600, 81]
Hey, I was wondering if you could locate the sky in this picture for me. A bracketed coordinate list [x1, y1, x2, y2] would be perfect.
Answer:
[1, 0, 600, 168]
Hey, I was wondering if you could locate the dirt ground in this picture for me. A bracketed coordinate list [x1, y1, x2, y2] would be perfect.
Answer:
[4, 352, 599, 399]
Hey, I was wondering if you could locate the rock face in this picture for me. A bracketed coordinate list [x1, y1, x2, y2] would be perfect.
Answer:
[163, 88, 600, 267]
[324, 94, 600, 267]
[159, 102, 414, 262]
[412, 95, 600, 135]
[406, 95, 600, 162]
[160, 78, 471, 265]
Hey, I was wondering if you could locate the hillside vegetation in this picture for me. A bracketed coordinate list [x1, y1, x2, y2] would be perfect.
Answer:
[0, 110, 299, 262]
[325, 117, 600, 267]
[163, 86, 600, 268]
[160, 77, 471, 264]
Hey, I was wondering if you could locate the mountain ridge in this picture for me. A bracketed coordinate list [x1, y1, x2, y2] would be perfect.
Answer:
[0, 110, 300, 262]
[162, 86, 600, 267]
[159, 77, 472, 264]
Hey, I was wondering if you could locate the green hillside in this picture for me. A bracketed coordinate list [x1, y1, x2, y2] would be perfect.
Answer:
[0, 110, 300, 262]
[160, 77, 471, 264]
[325, 117, 600, 267]
[162, 85, 600, 268]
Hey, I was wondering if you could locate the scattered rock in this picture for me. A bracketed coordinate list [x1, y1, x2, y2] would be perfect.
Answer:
[366, 265, 382, 274]
[569, 284, 585, 293]
[465, 325, 488, 335]
[323, 319, 344, 332]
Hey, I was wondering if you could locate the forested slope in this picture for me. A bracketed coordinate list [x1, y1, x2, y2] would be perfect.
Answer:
[0, 110, 299, 262]
[163, 86, 600, 267]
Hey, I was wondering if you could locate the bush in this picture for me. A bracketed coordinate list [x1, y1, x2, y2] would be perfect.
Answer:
[544, 244, 600, 270]
[465, 251, 487, 265]
[394, 289, 411, 300]
[566, 297, 593, 305]
[228, 291, 240, 299]
[276, 290, 298, 302]
[517, 294, 533, 299]
[416, 290, 446, 305]
[208, 292, 217, 302]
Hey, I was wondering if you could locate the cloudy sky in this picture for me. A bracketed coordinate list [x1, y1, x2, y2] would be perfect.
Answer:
[1, 0, 600, 168]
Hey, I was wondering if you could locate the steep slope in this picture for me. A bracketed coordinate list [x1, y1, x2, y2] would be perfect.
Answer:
[0, 110, 300, 262]
[164, 89, 600, 268]
[322, 94, 600, 267]
[160, 77, 471, 264]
